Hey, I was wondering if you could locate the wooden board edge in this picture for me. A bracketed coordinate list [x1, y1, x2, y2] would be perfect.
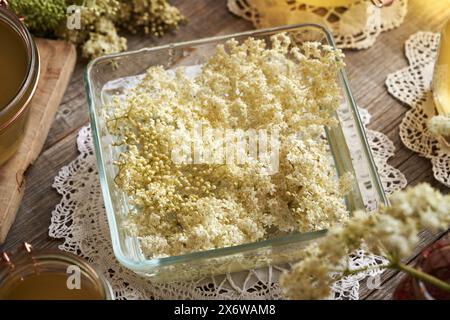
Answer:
[0, 40, 77, 243]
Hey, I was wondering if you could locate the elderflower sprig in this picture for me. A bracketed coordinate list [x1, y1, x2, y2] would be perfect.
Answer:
[9, 0, 184, 59]
[280, 183, 450, 300]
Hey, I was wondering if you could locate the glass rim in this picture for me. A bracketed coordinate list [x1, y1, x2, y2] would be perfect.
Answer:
[85, 23, 388, 272]
[0, 249, 114, 299]
[0, 6, 40, 132]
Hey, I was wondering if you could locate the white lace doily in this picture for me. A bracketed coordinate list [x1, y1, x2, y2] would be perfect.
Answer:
[386, 31, 450, 187]
[227, 0, 407, 50]
[49, 105, 406, 300]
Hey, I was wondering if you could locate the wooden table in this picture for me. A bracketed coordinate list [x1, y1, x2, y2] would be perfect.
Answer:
[0, 0, 449, 299]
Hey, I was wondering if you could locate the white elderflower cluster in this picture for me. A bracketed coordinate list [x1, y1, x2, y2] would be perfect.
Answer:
[280, 183, 450, 300]
[107, 34, 351, 258]
[82, 18, 127, 59]
[427, 115, 450, 138]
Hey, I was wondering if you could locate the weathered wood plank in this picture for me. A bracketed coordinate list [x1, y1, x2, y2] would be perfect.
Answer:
[0, 39, 76, 243]
[0, 128, 80, 252]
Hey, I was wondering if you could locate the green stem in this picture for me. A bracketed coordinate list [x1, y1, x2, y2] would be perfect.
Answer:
[396, 262, 450, 293]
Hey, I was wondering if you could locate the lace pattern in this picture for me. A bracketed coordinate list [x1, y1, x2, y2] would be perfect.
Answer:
[49, 105, 406, 299]
[227, 0, 408, 50]
[386, 32, 450, 187]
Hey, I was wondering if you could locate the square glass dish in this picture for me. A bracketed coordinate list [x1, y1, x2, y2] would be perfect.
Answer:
[85, 24, 387, 281]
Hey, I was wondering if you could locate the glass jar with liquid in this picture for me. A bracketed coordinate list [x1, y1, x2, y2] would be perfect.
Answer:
[0, 1, 40, 166]
[393, 240, 450, 300]
[0, 244, 114, 300]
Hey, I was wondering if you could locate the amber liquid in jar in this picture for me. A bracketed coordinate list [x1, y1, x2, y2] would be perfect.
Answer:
[0, 12, 35, 167]
[0, 273, 105, 300]
[0, 249, 114, 300]
[0, 19, 28, 110]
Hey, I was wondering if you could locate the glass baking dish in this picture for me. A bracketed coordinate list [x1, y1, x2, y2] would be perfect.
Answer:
[85, 24, 387, 281]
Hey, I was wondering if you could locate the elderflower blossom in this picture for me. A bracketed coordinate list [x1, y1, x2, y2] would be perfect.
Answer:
[282, 256, 333, 300]
[43, 0, 184, 58]
[82, 18, 127, 58]
[108, 34, 351, 258]
[280, 183, 450, 300]
[427, 115, 450, 138]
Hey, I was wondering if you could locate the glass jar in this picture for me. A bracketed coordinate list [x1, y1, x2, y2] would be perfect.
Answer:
[0, 1, 40, 166]
[394, 240, 450, 300]
[0, 243, 114, 300]
[412, 240, 450, 300]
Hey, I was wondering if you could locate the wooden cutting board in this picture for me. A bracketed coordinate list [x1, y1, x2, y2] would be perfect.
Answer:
[0, 39, 76, 243]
